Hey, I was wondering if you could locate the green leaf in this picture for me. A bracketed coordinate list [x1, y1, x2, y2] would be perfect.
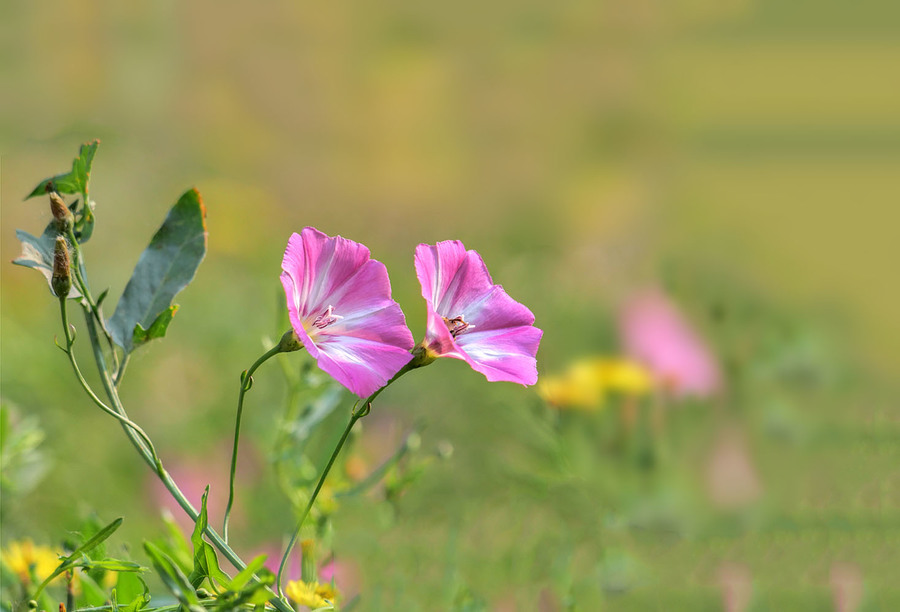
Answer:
[26, 140, 99, 199]
[79, 558, 146, 573]
[187, 487, 232, 590]
[78, 570, 111, 608]
[76, 199, 97, 243]
[12, 227, 82, 299]
[108, 188, 208, 353]
[157, 511, 194, 573]
[132, 304, 179, 349]
[115, 572, 151, 612]
[230, 554, 268, 590]
[143, 541, 204, 612]
[32, 517, 124, 599]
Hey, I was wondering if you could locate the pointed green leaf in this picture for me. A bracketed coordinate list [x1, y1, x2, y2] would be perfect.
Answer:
[108, 188, 207, 353]
[78, 570, 110, 608]
[79, 558, 146, 573]
[12, 227, 81, 299]
[188, 487, 233, 590]
[32, 517, 123, 599]
[132, 304, 179, 349]
[230, 555, 268, 590]
[143, 541, 203, 611]
[115, 572, 151, 612]
[26, 140, 99, 199]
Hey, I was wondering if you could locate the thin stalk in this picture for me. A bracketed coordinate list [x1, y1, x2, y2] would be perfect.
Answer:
[63, 290, 294, 612]
[114, 353, 131, 386]
[275, 361, 417, 595]
[58, 299, 158, 464]
[66, 226, 120, 373]
[224, 343, 284, 542]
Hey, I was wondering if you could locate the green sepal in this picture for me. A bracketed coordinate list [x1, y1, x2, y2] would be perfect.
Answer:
[132, 304, 179, 349]
[26, 140, 99, 200]
[108, 188, 207, 354]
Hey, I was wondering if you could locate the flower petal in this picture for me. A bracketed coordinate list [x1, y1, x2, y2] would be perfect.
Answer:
[414, 241, 542, 386]
[281, 228, 414, 397]
[315, 333, 414, 397]
[455, 325, 543, 385]
[414, 241, 494, 319]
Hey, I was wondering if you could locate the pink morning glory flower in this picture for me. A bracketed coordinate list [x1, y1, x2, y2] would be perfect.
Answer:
[619, 289, 721, 398]
[414, 240, 542, 385]
[281, 228, 414, 397]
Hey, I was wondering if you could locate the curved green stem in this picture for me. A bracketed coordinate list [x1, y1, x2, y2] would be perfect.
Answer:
[224, 343, 284, 543]
[58, 299, 158, 464]
[275, 360, 417, 595]
[66, 226, 120, 374]
[60, 302, 294, 610]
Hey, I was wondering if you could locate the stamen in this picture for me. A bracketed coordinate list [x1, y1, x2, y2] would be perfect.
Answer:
[443, 315, 474, 338]
[313, 305, 343, 329]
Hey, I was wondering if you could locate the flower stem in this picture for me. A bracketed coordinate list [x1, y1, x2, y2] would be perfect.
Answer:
[58, 263, 295, 612]
[60, 300, 296, 612]
[224, 343, 284, 543]
[58, 299, 159, 464]
[275, 360, 418, 595]
[66, 226, 119, 374]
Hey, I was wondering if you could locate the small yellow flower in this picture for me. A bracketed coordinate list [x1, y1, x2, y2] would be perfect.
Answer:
[598, 359, 653, 396]
[1, 539, 61, 585]
[539, 359, 604, 409]
[285, 579, 338, 609]
[539, 357, 653, 410]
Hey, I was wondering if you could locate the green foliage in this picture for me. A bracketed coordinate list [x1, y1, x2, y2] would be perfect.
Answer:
[12, 226, 81, 299]
[113, 572, 152, 612]
[132, 305, 180, 349]
[25, 141, 99, 242]
[108, 188, 208, 354]
[141, 490, 276, 610]
[143, 541, 204, 612]
[31, 518, 144, 601]
[0, 401, 48, 498]
[25, 140, 98, 200]
[187, 488, 232, 590]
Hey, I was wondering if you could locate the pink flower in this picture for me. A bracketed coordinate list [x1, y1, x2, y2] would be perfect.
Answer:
[281, 228, 414, 397]
[619, 289, 720, 398]
[414, 241, 542, 385]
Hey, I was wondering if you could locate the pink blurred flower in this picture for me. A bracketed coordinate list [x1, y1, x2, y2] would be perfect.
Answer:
[620, 289, 720, 398]
[147, 455, 235, 535]
[414, 240, 542, 385]
[281, 228, 415, 397]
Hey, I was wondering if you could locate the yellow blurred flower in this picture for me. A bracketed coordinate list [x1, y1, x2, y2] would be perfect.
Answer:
[285, 579, 338, 609]
[1, 539, 61, 585]
[538, 357, 653, 410]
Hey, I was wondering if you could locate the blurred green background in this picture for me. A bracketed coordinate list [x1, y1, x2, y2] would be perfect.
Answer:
[2, 0, 899, 609]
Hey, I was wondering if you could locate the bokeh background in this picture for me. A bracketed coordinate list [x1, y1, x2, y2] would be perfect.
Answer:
[2, 0, 899, 609]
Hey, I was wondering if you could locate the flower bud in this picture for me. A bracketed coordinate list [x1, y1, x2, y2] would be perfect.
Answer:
[278, 329, 304, 353]
[51, 236, 72, 298]
[49, 192, 74, 234]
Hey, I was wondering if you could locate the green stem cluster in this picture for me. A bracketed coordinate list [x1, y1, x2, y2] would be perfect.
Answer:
[274, 359, 418, 595]
[55, 235, 295, 612]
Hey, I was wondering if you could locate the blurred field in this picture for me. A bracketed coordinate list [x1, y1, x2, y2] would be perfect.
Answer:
[2, 0, 899, 609]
